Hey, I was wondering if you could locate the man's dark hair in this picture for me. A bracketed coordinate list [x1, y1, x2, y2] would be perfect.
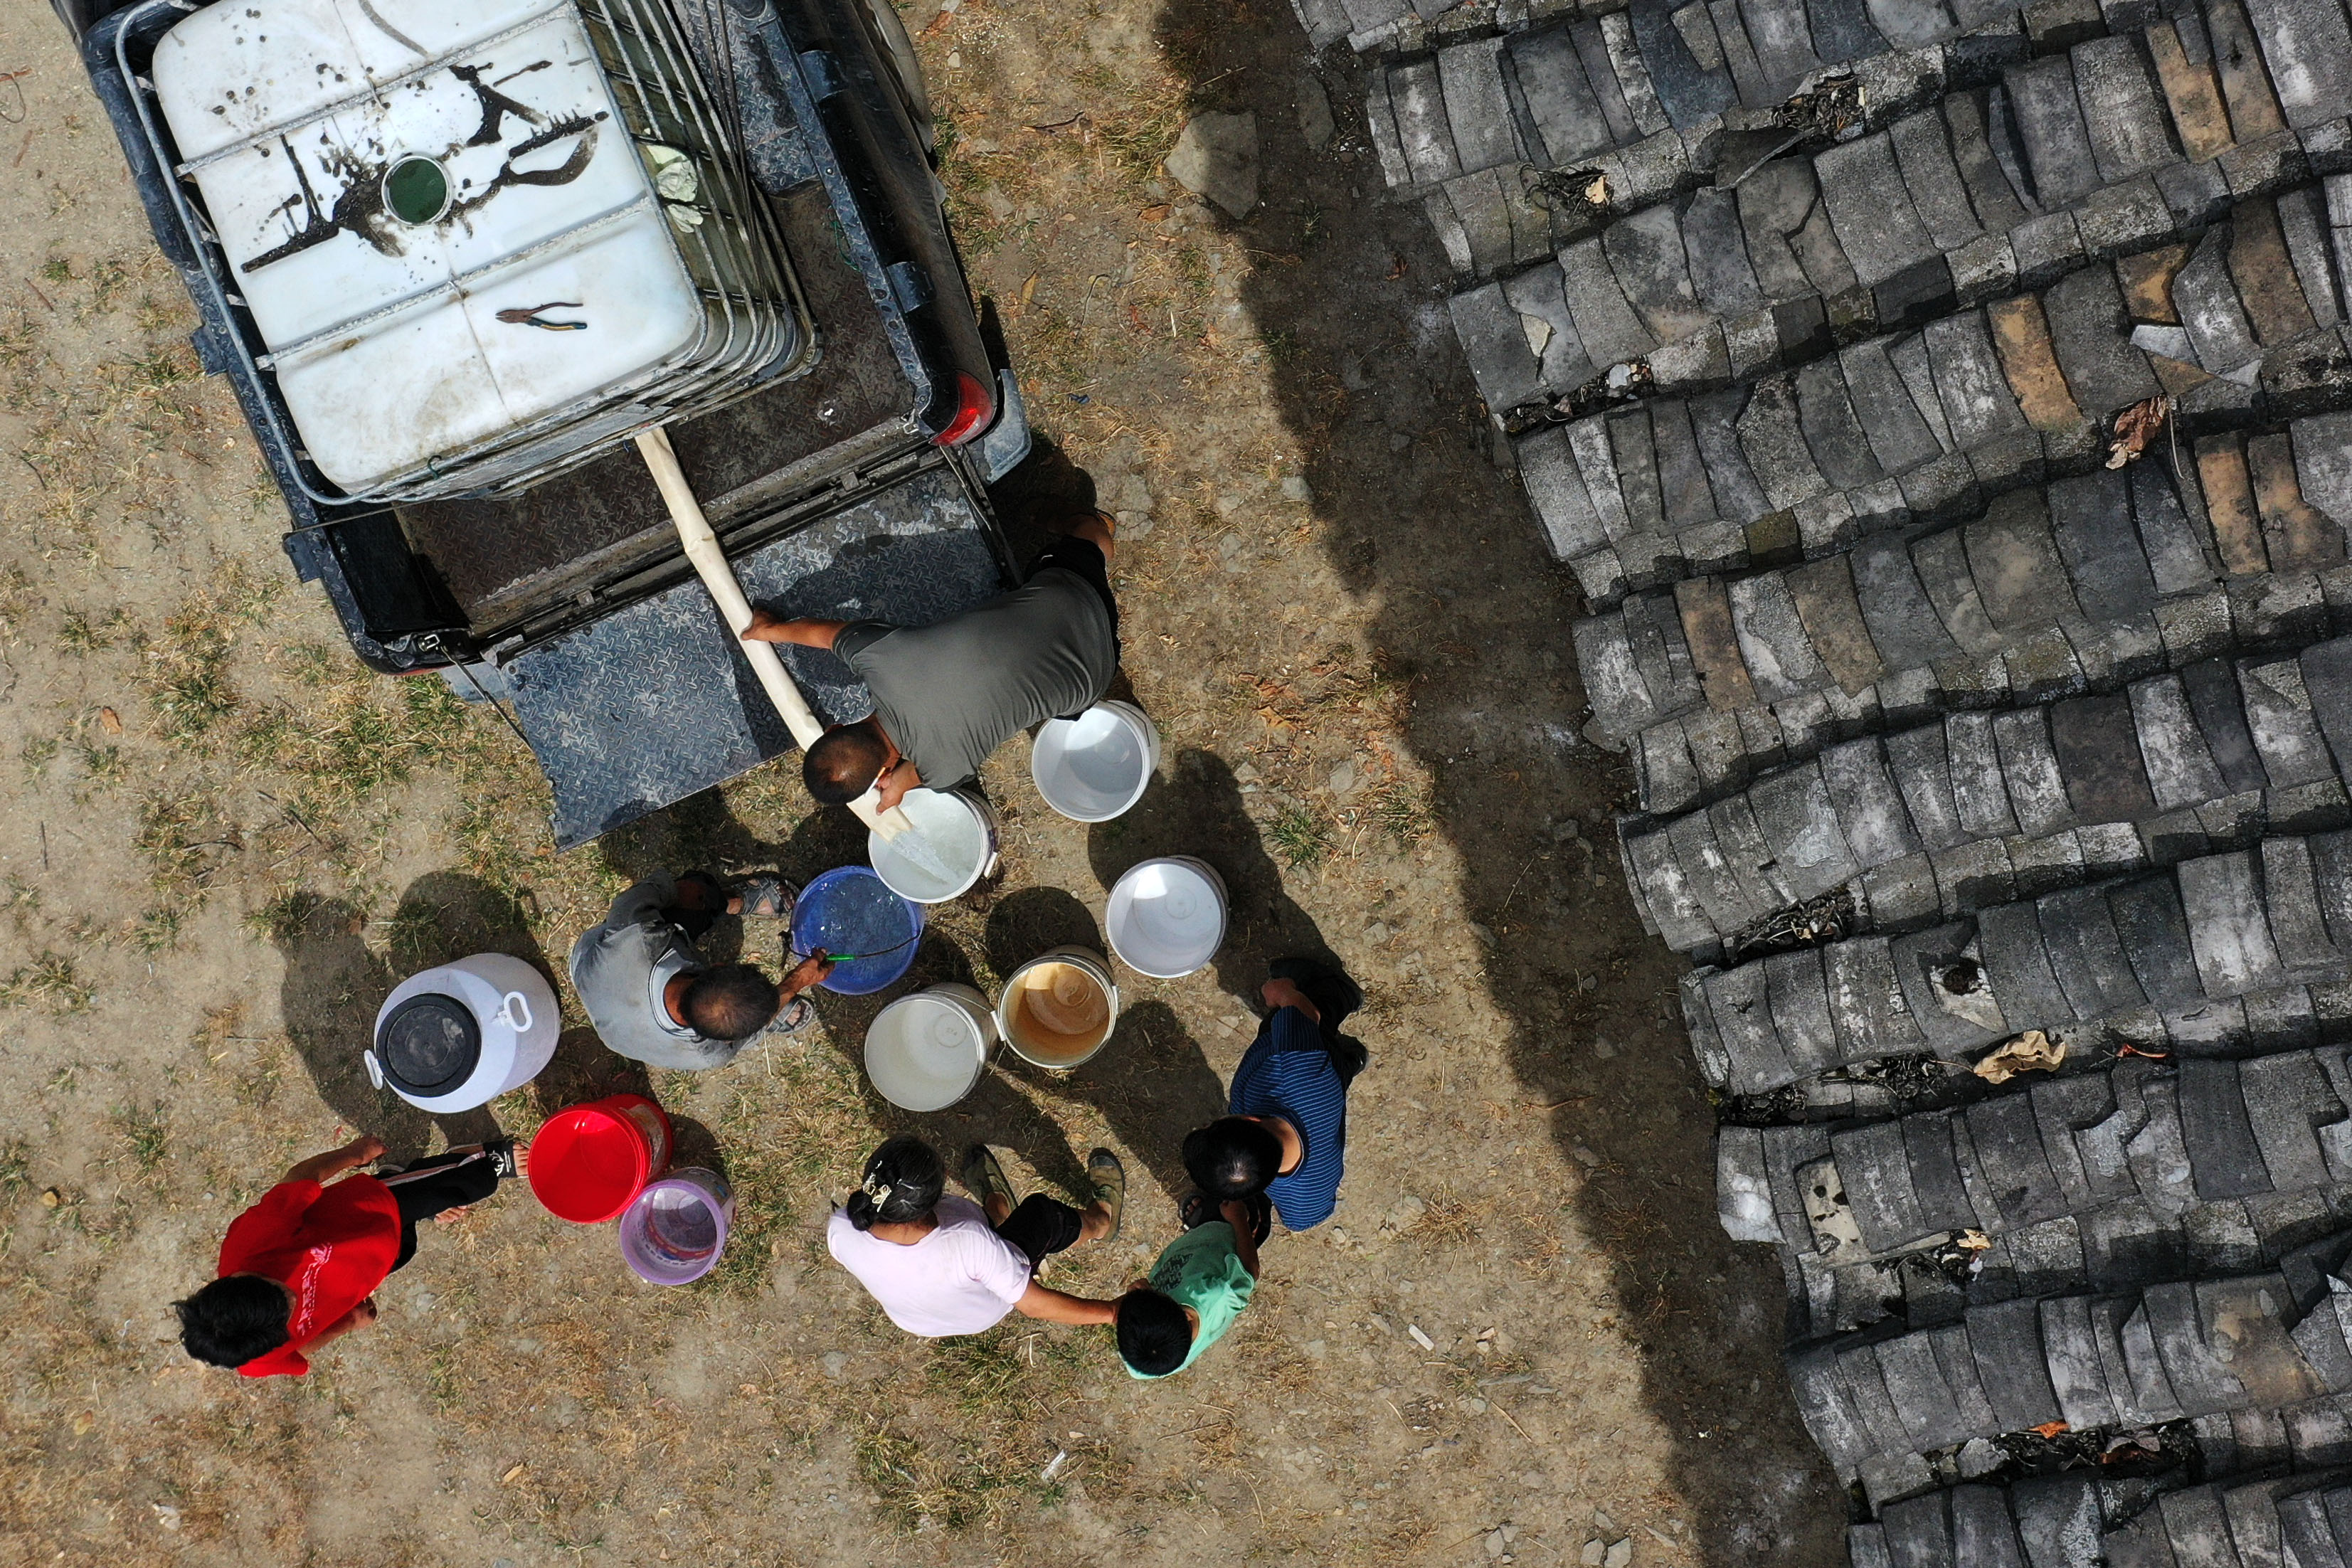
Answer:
[1116, 1288, 1193, 1376]
[1181, 1116, 1283, 1199]
[680, 965, 780, 1040]
[174, 1276, 292, 1368]
[803, 723, 890, 806]
[844, 1135, 946, 1231]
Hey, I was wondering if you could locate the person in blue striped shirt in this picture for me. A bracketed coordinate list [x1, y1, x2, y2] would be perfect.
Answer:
[1182, 958, 1365, 1232]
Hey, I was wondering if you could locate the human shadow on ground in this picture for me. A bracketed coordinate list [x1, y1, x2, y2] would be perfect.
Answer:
[1130, 2, 1850, 1559]
[272, 874, 558, 1162]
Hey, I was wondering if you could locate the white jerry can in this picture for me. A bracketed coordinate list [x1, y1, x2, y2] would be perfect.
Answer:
[367, 952, 562, 1112]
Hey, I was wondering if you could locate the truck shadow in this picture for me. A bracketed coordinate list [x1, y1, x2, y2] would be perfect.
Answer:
[1137, 1, 1848, 1559]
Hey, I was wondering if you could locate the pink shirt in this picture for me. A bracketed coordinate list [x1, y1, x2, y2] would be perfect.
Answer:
[826, 1196, 1033, 1337]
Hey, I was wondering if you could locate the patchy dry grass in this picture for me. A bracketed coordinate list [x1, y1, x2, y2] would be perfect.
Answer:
[0, 952, 93, 1013]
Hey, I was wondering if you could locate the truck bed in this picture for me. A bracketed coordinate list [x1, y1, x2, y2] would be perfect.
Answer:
[504, 460, 1005, 847]
[396, 176, 918, 637]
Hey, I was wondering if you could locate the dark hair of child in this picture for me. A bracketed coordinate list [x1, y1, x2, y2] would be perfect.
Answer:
[1180, 1116, 1283, 1199]
[1115, 1287, 1192, 1375]
[173, 1276, 292, 1368]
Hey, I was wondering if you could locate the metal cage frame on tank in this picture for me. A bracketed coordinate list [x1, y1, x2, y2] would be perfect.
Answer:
[105, 0, 815, 507]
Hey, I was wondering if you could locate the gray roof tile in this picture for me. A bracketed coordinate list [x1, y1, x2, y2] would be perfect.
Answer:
[1996, 706, 2082, 837]
[1517, 425, 1609, 561]
[2048, 469, 2160, 621]
[1927, 309, 2033, 450]
[1390, 59, 1463, 186]
[1767, 944, 1847, 1075]
[2244, 657, 2338, 785]
[2178, 1056, 2276, 1199]
[1558, 236, 1658, 367]
[1819, 132, 1942, 290]
[1599, 11, 1672, 137]
[1795, 359, 1890, 491]
[2129, 460, 2218, 598]
[2304, 636, 2352, 778]
[2182, 657, 2269, 795]
[1935, 834, 2020, 915]
[1693, 385, 1775, 524]
[2039, 882, 2149, 1017]
[1569, 18, 1641, 146]
[1788, 556, 1890, 694]
[2041, 265, 2163, 413]
[1500, 264, 1598, 392]
[1977, 899, 2075, 1029]
[2072, 35, 2176, 186]
[1885, 724, 1967, 852]
[1507, 26, 1614, 166]
[2050, 692, 2159, 824]
[1964, 1092, 2070, 1228]
[1969, 1295, 2065, 1429]
[2129, 674, 2230, 812]
[1740, 377, 1835, 512]
[1965, 490, 2079, 630]
[1945, 711, 2021, 837]
[2040, 1293, 2121, 1429]
[2181, 849, 2288, 996]
[1911, 529, 2001, 655]
[2004, 56, 2102, 208]
[1706, 957, 1799, 1092]
[2112, 873, 2205, 1010]
[1606, 204, 1712, 345]
[2243, 0, 2352, 129]
[1730, 572, 1832, 700]
[1438, 38, 1520, 173]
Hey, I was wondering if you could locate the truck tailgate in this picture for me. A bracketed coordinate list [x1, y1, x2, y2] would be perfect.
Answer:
[504, 462, 1005, 848]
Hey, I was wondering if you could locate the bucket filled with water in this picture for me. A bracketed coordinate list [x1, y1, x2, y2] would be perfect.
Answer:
[869, 788, 1000, 904]
[790, 867, 926, 995]
[366, 953, 560, 1113]
[1030, 701, 1160, 822]
[996, 947, 1120, 1070]
[864, 983, 996, 1111]
[618, 1167, 735, 1286]
[530, 1094, 674, 1224]
[1106, 857, 1229, 978]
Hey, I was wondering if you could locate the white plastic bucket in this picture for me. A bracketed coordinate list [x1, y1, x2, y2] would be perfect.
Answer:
[1106, 857, 1229, 978]
[864, 983, 996, 1111]
[1029, 700, 1160, 822]
[868, 786, 1000, 904]
[366, 953, 560, 1113]
[996, 946, 1121, 1070]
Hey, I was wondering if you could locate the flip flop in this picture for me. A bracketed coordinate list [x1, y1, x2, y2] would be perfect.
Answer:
[483, 1135, 520, 1182]
[1086, 1148, 1127, 1242]
[734, 874, 796, 920]
[960, 1145, 1018, 1219]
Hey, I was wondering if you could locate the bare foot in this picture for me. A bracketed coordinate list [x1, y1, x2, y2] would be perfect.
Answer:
[433, 1205, 472, 1224]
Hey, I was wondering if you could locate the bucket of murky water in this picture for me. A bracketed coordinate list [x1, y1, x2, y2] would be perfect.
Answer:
[617, 1167, 733, 1286]
[995, 946, 1120, 1070]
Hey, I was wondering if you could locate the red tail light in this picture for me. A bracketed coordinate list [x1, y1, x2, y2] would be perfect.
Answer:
[933, 371, 993, 446]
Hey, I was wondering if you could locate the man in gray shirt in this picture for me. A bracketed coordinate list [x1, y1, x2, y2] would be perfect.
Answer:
[743, 514, 1120, 808]
[568, 871, 832, 1071]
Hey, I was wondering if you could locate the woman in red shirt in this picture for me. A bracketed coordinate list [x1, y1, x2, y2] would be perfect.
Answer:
[176, 1131, 517, 1377]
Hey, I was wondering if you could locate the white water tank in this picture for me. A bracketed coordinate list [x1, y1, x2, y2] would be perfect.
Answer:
[144, 0, 804, 499]
[367, 953, 561, 1112]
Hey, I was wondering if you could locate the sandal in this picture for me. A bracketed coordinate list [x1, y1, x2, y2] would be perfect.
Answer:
[483, 1135, 520, 1182]
[960, 1145, 1018, 1219]
[734, 874, 796, 921]
[769, 995, 816, 1036]
[1086, 1148, 1127, 1242]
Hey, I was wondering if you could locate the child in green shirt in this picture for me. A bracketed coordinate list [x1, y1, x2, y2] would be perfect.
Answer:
[1116, 1197, 1259, 1378]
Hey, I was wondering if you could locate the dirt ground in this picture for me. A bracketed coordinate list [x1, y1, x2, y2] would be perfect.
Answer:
[0, 0, 1848, 1563]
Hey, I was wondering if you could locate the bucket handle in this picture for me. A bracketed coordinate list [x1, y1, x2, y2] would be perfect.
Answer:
[362, 1049, 386, 1091]
[502, 991, 534, 1032]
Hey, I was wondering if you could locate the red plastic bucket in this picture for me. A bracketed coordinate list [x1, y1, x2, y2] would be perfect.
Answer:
[528, 1093, 674, 1223]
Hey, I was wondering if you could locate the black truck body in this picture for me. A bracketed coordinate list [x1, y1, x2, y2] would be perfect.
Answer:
[70, 0, 1028, 846]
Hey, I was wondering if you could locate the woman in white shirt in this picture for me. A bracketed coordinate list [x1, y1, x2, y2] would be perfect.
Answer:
[826, 1136, 1126, 1337]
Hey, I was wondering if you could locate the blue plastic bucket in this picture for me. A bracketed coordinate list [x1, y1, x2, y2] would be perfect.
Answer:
[790, 867, 926, 995]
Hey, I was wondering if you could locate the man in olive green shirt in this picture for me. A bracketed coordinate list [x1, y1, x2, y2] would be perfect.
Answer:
[1114, 1197, 1259, 1379]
